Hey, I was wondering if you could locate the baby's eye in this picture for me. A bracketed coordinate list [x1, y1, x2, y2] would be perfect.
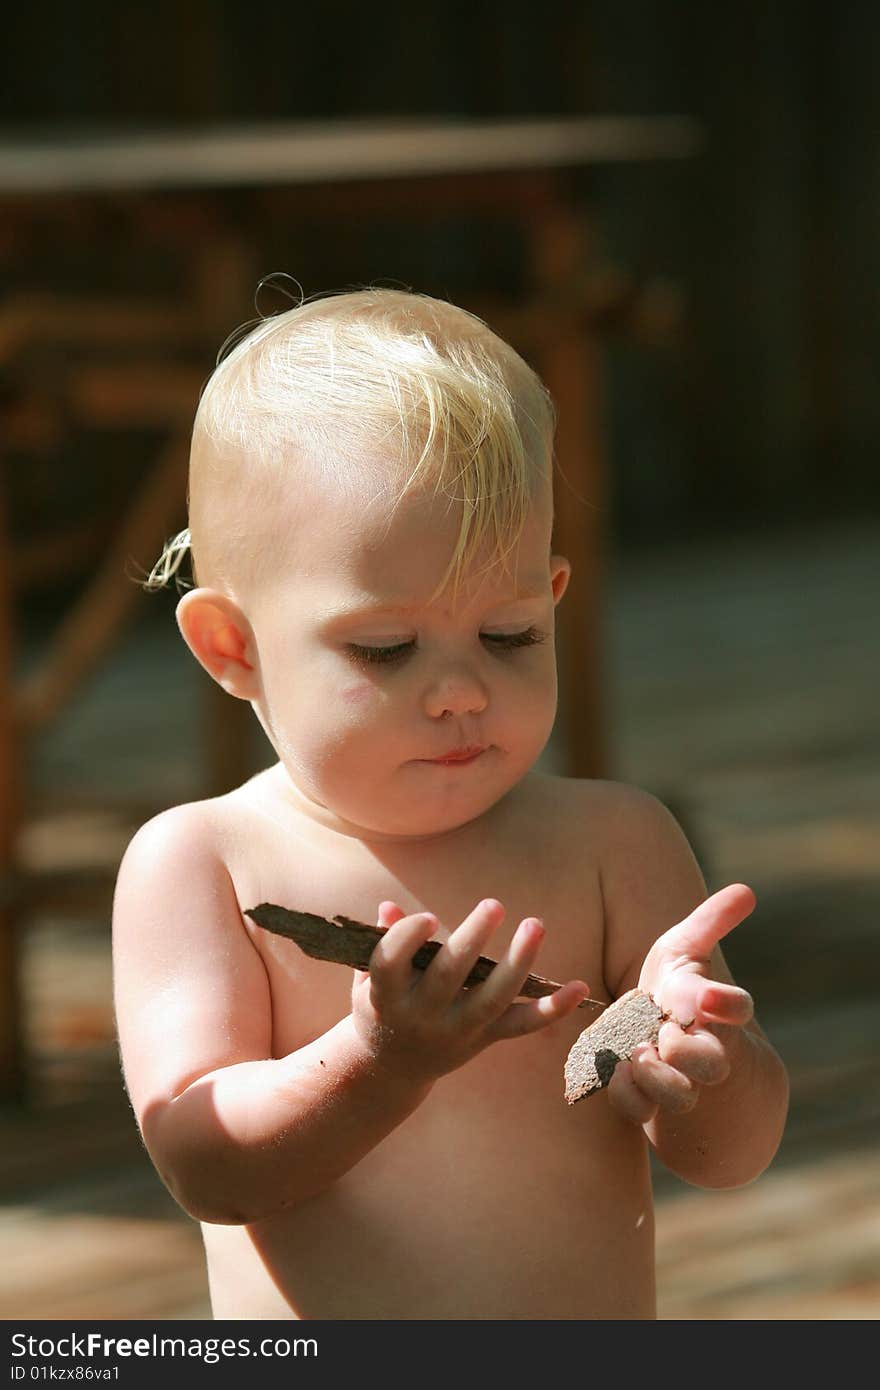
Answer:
[344, 627, 548, 668]
[346, 641, 415, 665]
[482, 626, 548, 652]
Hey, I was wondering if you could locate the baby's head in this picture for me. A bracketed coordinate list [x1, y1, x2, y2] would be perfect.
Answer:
[153, 287, 571, 840]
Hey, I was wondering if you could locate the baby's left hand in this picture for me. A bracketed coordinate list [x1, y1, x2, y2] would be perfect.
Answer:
[607, 884, 756, 1126]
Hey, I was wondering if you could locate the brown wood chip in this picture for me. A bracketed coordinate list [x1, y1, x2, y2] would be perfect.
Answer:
[244, 902, 604, 1009]
[564, 988, 667, 1103]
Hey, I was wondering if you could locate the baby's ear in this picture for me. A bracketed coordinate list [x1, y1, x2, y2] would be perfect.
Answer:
[175, 589, 259, 700]
[550, 554, 571, 606]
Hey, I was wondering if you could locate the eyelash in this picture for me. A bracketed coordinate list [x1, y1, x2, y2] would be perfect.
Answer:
[346, 627, 549, 666]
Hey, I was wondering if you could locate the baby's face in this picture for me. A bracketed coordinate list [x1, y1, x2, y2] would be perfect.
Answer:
[245, 481, 570, 841]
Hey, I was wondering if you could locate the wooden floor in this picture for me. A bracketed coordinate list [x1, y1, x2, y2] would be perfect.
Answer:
[3, 516, 878, 1320]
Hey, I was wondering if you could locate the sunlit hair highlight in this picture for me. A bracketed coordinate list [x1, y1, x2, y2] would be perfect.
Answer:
[142, 285, 556, 602]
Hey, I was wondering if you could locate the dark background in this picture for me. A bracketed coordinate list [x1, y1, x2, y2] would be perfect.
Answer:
[3, 1, 878, 550]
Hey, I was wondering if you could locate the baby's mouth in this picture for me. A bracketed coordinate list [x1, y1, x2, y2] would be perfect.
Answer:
[422, 745, 487, 766]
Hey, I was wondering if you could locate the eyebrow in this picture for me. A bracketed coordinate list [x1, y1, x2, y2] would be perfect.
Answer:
[322, 587, 546, 621]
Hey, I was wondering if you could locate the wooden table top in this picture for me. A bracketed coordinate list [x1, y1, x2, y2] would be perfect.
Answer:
[0, 115, 703, 193]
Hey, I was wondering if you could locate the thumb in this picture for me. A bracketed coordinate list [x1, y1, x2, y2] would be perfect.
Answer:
[652, 883, 756, 968]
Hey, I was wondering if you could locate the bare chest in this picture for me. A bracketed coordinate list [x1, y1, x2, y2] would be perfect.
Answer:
[203, 776, 655, 1319]
[220, 773, 608, 1059]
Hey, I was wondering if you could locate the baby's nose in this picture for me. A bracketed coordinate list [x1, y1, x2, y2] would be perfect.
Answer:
[424, 668, 489, 719]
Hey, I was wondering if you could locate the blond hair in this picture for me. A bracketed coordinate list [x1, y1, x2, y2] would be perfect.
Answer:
[142, 285, 556, 602]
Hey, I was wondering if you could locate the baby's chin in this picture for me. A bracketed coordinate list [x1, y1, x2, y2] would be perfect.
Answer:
[356, 770, 539, 842]
[274, 741, 542, 842]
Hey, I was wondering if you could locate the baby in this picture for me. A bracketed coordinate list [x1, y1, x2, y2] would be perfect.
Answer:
[112, 287, 788, 1320]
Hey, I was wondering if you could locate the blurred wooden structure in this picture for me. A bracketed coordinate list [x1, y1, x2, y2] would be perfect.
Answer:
[0, 116, 698, 1099]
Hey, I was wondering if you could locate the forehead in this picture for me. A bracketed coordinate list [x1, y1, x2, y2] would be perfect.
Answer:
[265, 476, 553, 615]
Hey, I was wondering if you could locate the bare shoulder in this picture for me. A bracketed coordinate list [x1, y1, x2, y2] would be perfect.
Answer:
[513, 768, 620, 819]
[519, 771, 676, 840]
[115, 797, 223, 872]
[113, 767, 276, 894]
[584, 778, 697, 855]
[112, 790, 263, 994]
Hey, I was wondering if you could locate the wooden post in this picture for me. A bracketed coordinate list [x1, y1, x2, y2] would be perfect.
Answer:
[530, 187, 607, 781]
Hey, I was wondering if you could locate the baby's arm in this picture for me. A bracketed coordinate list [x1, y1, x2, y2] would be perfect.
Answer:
[112, 807, 587, 1226]
[598, 786, 789, 1188]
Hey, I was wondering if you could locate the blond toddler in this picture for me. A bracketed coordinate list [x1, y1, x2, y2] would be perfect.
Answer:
[112, 287, 788, 1320]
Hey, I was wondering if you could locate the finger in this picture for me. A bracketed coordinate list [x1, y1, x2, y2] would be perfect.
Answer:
[696, 979, 754, 1027]
[415, 899, 505, 1010]
[606, 1059, 659, 1127]
[377, 900, 407, 929]
[650, 884, 756, 971]
[369, 911, 440, 1003]
[656, 1021, 730, 1086]
[629, 1043, 699, 1113]
[658, 971, 754, 1029]
[352, 902, 408, 980]
[487, 978, 593, 1041]
[465, 914, 545, 1016]
[456, 912, 557, 1024]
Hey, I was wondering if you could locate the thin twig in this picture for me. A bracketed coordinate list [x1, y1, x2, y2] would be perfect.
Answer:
[245, 902, 604, 1009]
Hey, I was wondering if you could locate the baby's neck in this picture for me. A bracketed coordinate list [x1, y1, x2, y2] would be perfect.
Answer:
[260, 761, 513, 851]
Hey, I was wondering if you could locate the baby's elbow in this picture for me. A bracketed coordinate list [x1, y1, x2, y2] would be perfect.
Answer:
[139, 1087, 338, 1226]
[155, 1147, 318, 1226]
[162, 1170, 255, 1227]
[169, 1177, 319, 1227]
[680, 1160, 769, 1192]
[185, 1198, 260, 1227]
[140, 1104, 266, 1227]
[140, 1143, 243, 1225]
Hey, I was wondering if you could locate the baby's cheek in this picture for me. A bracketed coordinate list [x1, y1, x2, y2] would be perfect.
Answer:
[336, 681, 388, 734]
[340, 681, 377, 708]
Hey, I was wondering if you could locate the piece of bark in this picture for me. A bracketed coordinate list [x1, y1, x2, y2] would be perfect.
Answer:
[245, 902, 604, 1009]
[564, 989, 667, 1103]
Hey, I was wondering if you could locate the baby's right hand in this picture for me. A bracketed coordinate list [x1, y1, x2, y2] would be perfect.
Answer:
[350, 899, 590, 1085]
